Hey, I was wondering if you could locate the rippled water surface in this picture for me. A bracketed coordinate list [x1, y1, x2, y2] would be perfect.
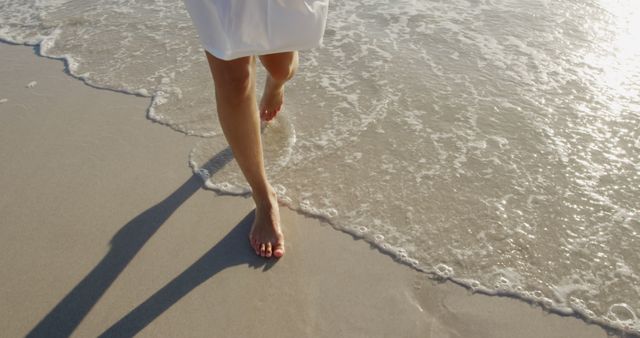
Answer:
[1, 0, 639, 334]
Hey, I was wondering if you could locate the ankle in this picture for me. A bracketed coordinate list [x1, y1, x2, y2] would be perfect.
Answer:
[252, 185, 277, 207]
[266, 74, 287, 89]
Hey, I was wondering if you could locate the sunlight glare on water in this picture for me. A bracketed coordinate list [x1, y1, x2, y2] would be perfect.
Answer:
[1, 0, 638, 334]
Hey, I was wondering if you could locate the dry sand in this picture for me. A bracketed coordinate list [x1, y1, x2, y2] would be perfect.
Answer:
[0, 42, 614, 337]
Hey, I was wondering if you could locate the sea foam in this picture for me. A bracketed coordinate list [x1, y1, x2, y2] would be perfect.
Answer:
[2, 0, 639, 335]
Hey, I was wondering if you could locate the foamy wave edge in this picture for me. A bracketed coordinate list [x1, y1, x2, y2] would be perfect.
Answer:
[2, 27, 637, 338]
[0, 31, 215, 137]
[190, 164, 639, 337]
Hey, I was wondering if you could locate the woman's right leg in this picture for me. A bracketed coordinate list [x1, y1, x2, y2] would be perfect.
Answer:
[205, 51, 284, 258]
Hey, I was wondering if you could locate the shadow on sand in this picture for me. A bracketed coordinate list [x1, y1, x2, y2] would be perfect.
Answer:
[27, 148, 273, 337]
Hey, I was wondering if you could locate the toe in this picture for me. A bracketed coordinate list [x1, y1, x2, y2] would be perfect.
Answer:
[265, 242, 272, 258]
[260, 243, 267, 257]
[273, 242, 285, 258]
[268, 107, 280, 121]
[274, 107, 282, 119]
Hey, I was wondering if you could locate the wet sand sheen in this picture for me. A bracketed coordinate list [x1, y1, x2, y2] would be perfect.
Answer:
[0, 43, 612, 337]
[2, 0, 639, 333]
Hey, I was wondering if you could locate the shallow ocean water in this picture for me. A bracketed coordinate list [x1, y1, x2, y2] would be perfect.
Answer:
[1, 0, 638, 334]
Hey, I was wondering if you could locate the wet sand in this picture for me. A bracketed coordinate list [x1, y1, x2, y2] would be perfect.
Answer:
[0, 42, 612, 337]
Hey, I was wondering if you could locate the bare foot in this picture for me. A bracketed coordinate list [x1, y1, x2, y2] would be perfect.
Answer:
[249, 188, 284, 258]
[259, 75, 285, 122]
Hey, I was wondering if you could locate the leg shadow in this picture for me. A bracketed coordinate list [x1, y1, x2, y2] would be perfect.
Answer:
[27, 148, 236, 338]
[99, 211, 272, 337]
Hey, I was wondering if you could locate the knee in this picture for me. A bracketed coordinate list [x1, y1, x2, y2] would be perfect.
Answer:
[218, 65, 253, 96]
[207, 53, 254, 96]
[268, 63, 296, 83]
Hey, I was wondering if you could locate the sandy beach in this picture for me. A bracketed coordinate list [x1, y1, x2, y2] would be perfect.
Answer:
[0, 42, 615, 337]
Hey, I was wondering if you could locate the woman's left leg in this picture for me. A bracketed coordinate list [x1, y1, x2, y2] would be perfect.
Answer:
[258, 51, 299, 121]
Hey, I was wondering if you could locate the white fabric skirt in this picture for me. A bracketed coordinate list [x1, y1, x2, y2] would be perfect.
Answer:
[183, 0, 329, 60]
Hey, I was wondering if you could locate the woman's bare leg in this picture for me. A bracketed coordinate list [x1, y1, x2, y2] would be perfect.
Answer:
[205, 51, 284, 258]
[258, 51, 299, 121]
